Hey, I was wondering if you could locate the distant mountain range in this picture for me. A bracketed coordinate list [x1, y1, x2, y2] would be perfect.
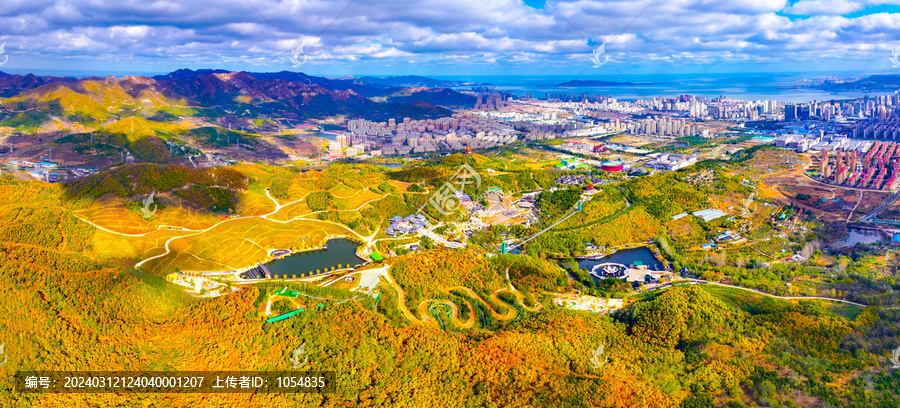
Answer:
[148, 70, 484, 96]
[388, 88, 477, 106]
[158, 70, 400, 98]
[0, 69, 486, 166]
[818, 75, 900, 91]
[0, 71, 78, 97]
[354, 75, 489, 88]
[556, 79, 658, 87]
[151, 69, 232, 81]
[0, 69, 481, 126]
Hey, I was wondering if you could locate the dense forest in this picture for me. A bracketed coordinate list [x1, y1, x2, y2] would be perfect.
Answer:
[2, 151, 900, 407]
[65, 163, 248, 200]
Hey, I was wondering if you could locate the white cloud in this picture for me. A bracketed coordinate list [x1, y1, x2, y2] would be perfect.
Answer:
[109, 25, 150, 39]
[783, 0, 858, 15]
[0, 0, 896, 73]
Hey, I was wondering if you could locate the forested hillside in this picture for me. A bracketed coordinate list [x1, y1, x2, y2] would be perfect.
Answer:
[1, 157, 899, 407]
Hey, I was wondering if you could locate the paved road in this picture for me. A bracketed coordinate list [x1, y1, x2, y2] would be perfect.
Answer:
[661, 279, 867, 307]
[862, 187, 900, 221]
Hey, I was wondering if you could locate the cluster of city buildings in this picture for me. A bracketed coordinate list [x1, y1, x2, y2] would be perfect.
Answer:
[510, 120, 606, 140]
[788, 94, 900, 122]
[473, 93, 511, 111]
[545, 94, 779, 121]
[473, 101, 611, 140]
[818, 141, 900, 190]
[624, 95, 777, 121]
[513, 90, 900, 138]
[339, 113, 518, 155]
[319, 90, 900, 160]
[626, 116, 705, 138]
[852, 117, 900, 139]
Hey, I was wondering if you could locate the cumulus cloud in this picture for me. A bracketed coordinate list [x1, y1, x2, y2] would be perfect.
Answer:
[783, 0, 900, 16]
[783, 0, 860, 15]
[0, 0, 898, 73]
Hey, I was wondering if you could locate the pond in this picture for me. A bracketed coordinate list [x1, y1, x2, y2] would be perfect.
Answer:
[264, 238, 365, 278]
[575, 247, 663, 272]
[832, 229, 884, 249]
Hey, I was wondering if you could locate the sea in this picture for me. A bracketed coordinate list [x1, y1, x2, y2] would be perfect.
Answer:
[20, 68, 895, 104]
[431, 72, 895, 103]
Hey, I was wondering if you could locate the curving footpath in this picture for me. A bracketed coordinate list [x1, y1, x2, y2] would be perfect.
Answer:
[106, 189, 382, 270]
[668, 279, 868, 307]
[416, 299, 476, 329]
[380, 270, 541, 330]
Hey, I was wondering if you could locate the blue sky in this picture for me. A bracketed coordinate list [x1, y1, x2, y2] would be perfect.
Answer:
[1, 0, 900, 77]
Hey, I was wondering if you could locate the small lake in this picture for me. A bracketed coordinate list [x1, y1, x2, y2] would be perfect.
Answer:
[265, 238, 365, 278]
[833, 229, 884, 249]
[575, 247, 663, 272]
